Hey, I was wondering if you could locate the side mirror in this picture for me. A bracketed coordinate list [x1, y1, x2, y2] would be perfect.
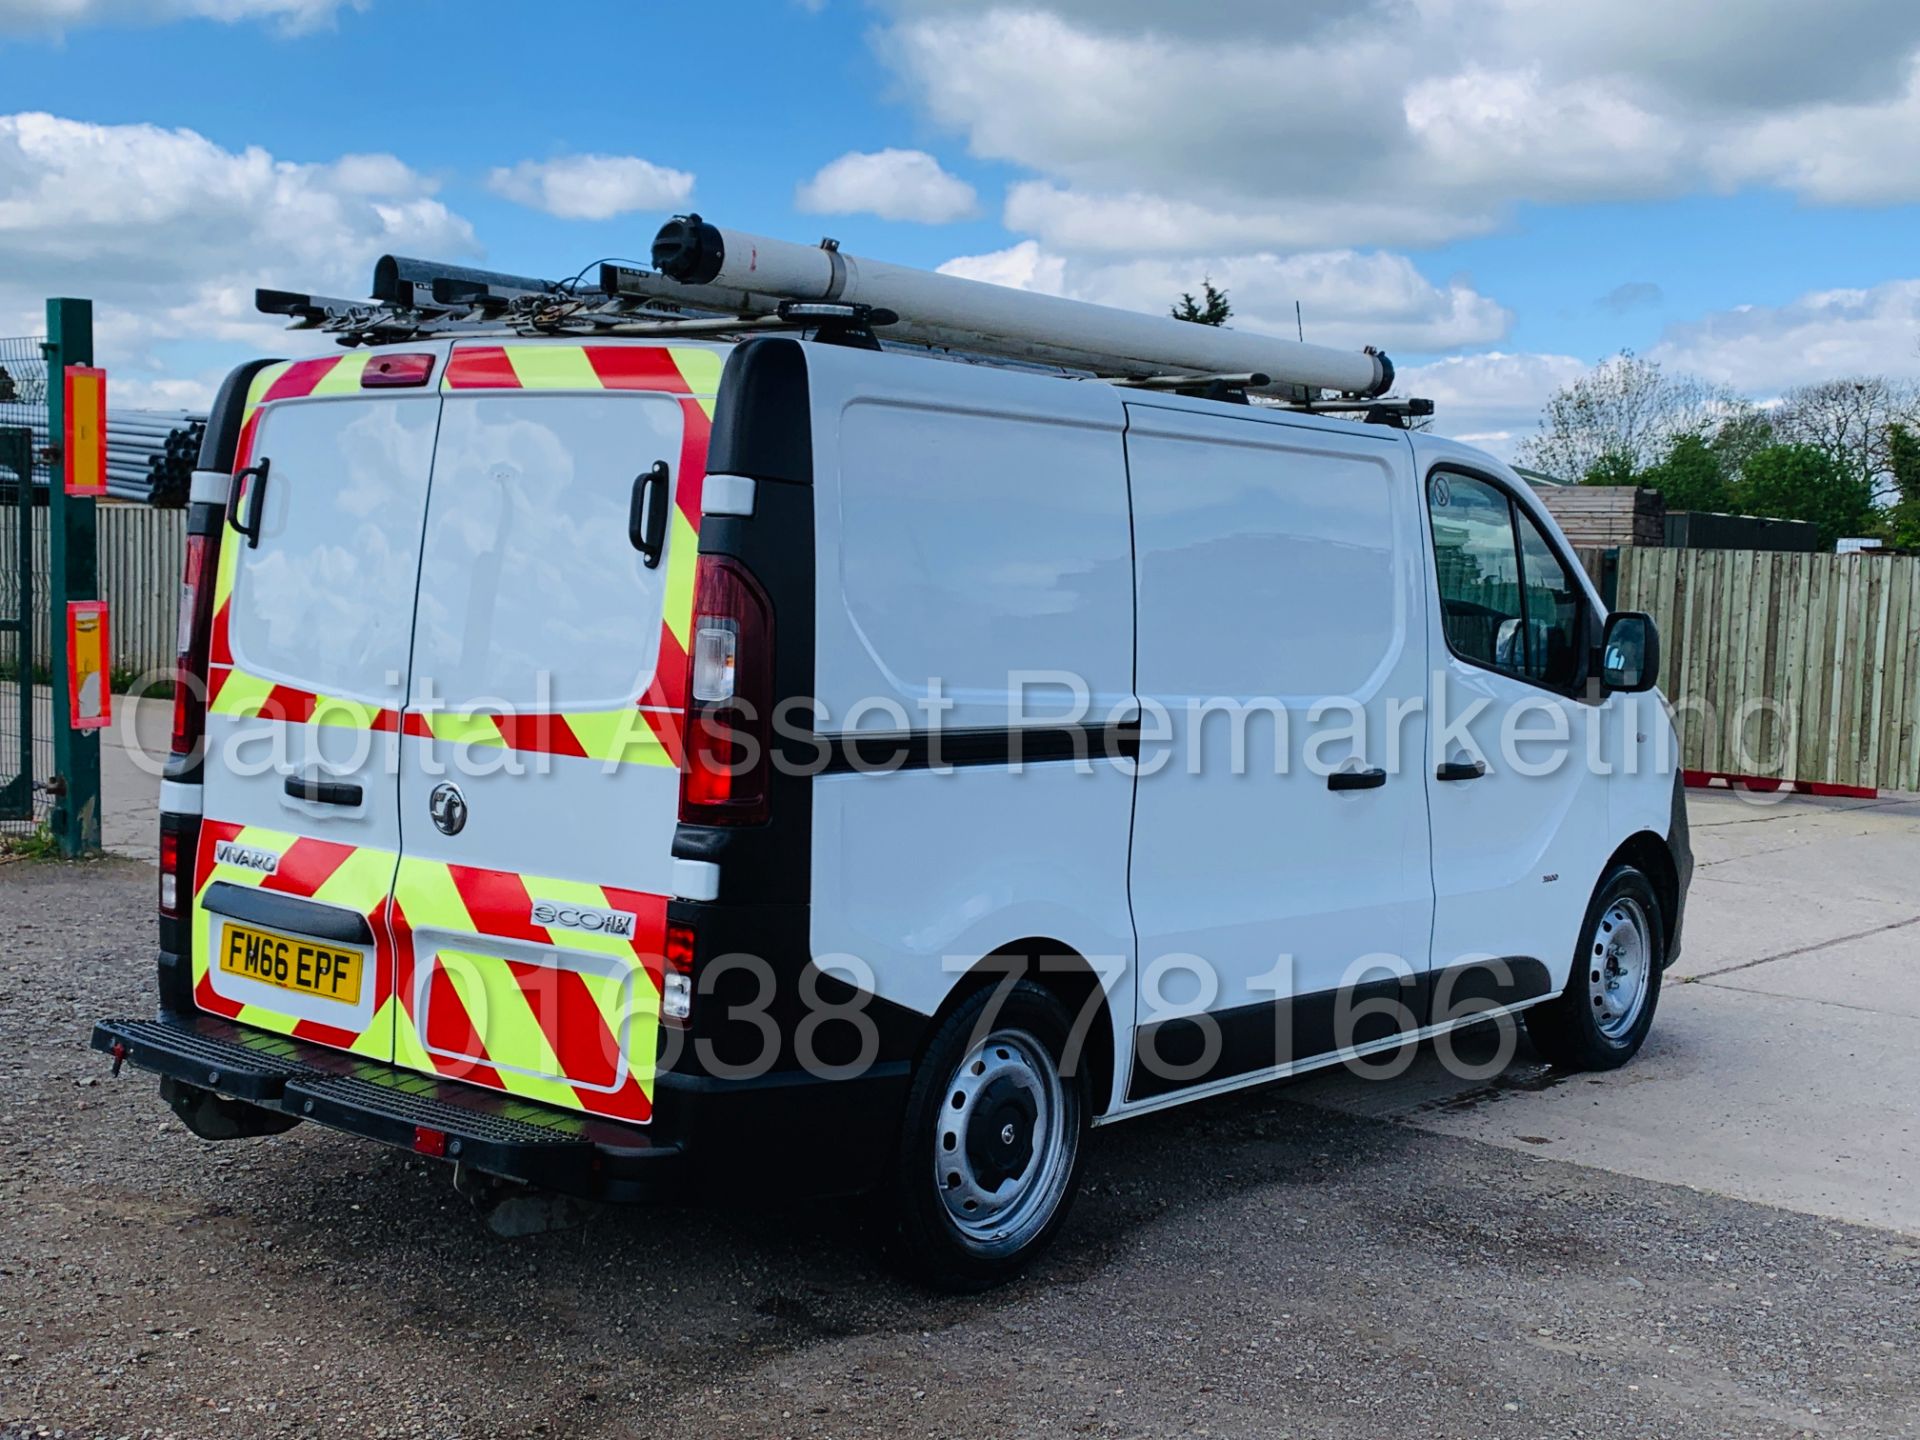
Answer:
[1601, 611, 1659, 693]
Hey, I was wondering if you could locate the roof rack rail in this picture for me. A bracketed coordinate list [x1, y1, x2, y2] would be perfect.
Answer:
[1270, 396, 1435, 429]
[251, 228, 1434, 424]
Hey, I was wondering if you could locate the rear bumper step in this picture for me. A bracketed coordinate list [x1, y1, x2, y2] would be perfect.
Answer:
[93, 1014, 682, 1201]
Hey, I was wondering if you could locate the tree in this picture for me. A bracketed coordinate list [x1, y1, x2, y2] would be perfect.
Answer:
[1708, 409, 1776, 490]
[1769, 376, 1920, 504]
[1171, 279, 1232, 326]
[1580, 452, 1640, 487]
[1519, 352, 1742, 481]
[1636, 432, 1733, 513]
[1733, 443, 1877, 550]
[1882, 422, 1920, 549]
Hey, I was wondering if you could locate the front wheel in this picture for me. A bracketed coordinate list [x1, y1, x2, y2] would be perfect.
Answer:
[884, 980, 1087, 1291]
[1526, 863, 1666, 1071]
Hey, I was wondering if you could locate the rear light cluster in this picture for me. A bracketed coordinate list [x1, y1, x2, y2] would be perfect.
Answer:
[158, 825, 182, 918]
[678, 555, 774, 826]
[157, 810, 198, 980]
[170, 532, 216, 759]
[661, 921, 696, 1026]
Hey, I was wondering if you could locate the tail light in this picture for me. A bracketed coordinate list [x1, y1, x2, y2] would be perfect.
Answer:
[661, 920, 696, 1027]
[157, 811, 198, 969]
[158, 825, 182, 918]
[170, 533, 216, 758]
[679, 555, 774, 825]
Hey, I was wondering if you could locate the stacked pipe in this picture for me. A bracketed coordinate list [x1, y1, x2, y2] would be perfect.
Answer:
[104, 409, 207, 507]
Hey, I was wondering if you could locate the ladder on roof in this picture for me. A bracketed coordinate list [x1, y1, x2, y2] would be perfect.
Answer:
[255, 217, 1434, 423]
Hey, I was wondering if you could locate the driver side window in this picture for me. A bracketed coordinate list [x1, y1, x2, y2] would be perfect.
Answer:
[1427, 470, 1583, 692]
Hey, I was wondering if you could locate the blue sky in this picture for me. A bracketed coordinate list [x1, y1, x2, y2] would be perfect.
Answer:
[3, 0, 1919, 453]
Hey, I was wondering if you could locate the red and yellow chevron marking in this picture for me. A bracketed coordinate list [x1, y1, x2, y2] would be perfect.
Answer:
[391, 856, 666, 1123]
[442, 341, 716, 715]
[192, 341, 706, 1115]
[190, 819, 402, 1058]
[190, 828, 671, 1122]
[202, 340, 712, 762]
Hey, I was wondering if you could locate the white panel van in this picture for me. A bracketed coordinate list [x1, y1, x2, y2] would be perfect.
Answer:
[98, 311, 1691, 1290]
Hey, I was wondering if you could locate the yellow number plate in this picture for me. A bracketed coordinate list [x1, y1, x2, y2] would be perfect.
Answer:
[218, 922, 363, 1005]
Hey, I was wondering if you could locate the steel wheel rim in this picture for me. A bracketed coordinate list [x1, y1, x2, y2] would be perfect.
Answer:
[933, 1027, 1072, 1251]
[1588, 895, 1652, 1041]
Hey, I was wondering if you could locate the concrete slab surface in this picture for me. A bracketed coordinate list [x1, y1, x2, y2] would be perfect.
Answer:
[1295, 787, 1920, 1238]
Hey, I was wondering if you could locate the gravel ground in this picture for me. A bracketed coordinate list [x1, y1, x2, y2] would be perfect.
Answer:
[4, 857, 1919, 1439]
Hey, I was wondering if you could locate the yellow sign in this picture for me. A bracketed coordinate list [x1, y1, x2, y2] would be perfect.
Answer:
[63, 366, 106, 497]
[66, 600, 110, 731]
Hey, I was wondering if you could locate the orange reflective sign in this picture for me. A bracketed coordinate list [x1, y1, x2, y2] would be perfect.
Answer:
[67, 600, 111, 731]
[64, 365, 106, 496]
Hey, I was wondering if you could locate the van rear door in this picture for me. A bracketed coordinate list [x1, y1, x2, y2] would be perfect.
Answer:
[384, 341, 719, 1125]
[193, 359, 441, 1061]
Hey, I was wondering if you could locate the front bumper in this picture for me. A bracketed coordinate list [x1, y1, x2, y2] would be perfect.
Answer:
[92, 1011, 683, 1202]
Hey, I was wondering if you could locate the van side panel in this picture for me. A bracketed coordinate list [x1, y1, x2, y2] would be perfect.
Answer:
[1121, 405, 1435, 1103]
[809, 357, 1136, 733]
[802, 348, 1139, 1114]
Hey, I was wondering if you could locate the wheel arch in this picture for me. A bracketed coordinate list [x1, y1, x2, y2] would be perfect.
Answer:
[1606, 830, 1679, 958]
[925, 937, 1120, 1119]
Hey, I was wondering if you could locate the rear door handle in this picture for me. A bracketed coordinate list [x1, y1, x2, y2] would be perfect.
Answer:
[285, 775, 363, 807]
[226, 458, 270, 549]
[1435, 759, 1487, 782]
[630, 460, 669, 569]
[1327, 767, 1388, 791]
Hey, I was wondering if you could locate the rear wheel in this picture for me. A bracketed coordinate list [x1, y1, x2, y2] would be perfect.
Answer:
[1526, 863, 1665, 1071]
[885, 981, 1086, 1291]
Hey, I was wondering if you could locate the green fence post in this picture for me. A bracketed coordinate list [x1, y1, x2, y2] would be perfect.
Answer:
[46, 297, 100, 856]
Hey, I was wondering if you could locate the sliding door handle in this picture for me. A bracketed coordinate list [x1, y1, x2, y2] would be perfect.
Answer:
[1327, 767, 1388, 791]
[1435, 758, 1487, 782]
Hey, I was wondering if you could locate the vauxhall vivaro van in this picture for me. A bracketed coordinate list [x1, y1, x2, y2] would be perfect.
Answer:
[97, 223, 1691, 1288]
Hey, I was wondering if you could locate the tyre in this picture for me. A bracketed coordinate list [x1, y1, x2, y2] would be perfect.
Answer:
[884, 979, 1087, 1291]
[1526, 863, 1666, 1071]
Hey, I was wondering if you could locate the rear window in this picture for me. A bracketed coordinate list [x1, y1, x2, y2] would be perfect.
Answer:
[409, 393, 684, 711]
[226, 397, 438, 704]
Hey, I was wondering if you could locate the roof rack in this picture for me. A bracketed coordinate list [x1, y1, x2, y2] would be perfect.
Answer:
[254, 219, 1434, 422]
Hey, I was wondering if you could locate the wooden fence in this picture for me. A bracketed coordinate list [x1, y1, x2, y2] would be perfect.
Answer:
[1615, 547, 1920, 793]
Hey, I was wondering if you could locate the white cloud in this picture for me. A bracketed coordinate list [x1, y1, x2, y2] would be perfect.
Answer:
[1002, 181, 1482, 255]
[795, 148, 977, 224]
[1707, 62, 1920, 205]
[486, 154, 693, 221]
[1408, 277, 1920, 461]
[1398, 352, 1591, 461]
[0, 0, 366, 33]
[937, 238, 1065, 293]
[110, 370, 229, 412]
[875, 4, 1920, 252]
[1649, 279, 1920, 394]
[939, 241, 1510, 354]
[1401, 67, 1686, 203]
[0, 111, 475, 392]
